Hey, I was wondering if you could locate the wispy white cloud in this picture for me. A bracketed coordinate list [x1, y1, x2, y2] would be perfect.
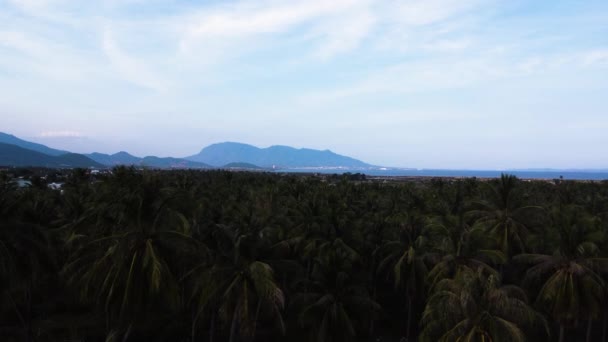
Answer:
[310, 8, 375, 60]
[176, 0, 486, 61]
[0, 30, 46, 56]
[177, 0, 373, 57]
[101, 27, 168, 91]
[581, 49, 608, 66]
[181, 0, 363, 38]
[0, 0, 502, 90]
[297, 58, 506, 103]
[0, 29, 100, 81]
[423, 38, 472, 52]
[389, 0, 483, 26]
[298, 46, 608, 105]
[8, 0, 61, 12]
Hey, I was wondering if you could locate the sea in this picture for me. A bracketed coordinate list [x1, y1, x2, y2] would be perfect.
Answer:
[276, 168, 608, 181]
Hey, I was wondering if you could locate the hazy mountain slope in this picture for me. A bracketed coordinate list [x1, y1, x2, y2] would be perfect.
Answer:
[0, 143, 104, 168]
[222, 162, 265, 169]
[87, 152, 211, 169]
[140, 156, 211, 169]
[0, 132, 68, 156]
[0, 132, 371, 169]
[87, 151, 142, 166]
[187, 142, 371, 168]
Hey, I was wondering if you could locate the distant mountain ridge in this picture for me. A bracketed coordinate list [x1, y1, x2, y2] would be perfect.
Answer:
[0, 132, 373, 170]
[0, 132, 68, 156]
[139, 156, 211, 169]
[0, 132, 213, 169]
[86, 152, 211, 169]
[0, 143, 103, 168]
[187, 142, 372, 168]
[86, 151, 141, 166]
[222, 162, 266, 170]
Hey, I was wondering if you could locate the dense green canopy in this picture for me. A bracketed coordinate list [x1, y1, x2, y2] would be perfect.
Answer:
[2, 168, 608, 341]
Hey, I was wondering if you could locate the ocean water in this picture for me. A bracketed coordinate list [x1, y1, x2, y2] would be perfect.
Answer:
[277, 168, 608, 180]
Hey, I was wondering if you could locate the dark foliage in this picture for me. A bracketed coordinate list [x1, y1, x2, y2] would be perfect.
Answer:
[2, 168, 608, 341]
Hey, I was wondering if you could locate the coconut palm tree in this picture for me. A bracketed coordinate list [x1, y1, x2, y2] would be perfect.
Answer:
[0, 172, 17, 219]
[426, 214, 506, 290]
[374, 212, 428, 340]
[420, 267, 547, 341]
[63, 172, 200, 333]
[469, 174, 540, 258]
[0, 221, 54, 342]
[292, 241, 380, 342]
[186, 224, 285, 342]
[515, 205, 608, 342]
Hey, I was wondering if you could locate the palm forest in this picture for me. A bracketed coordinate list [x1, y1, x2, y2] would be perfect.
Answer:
[3, 167, 608, 342]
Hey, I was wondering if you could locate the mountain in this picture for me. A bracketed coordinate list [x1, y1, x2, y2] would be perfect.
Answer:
[87, 152, 211, 169]
[0, 132, 211, 169]
[86, 151, 211, 169]
[140, 156, 211, 169]
[87, 151, 142, 166]
[0, 143, 104, 168]
[222, 162, 265, 170]
[0, 132, 372, 170]
[0, 132, 68, 156]
[187, 142, 372, 168]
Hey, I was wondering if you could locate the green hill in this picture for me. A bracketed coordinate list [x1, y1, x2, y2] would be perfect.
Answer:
[222, 162, 265, 169]
[0, 132, 68, 156]
[187, 142, 372, 168]
[0, 143, 104, 168]
[87, 151, 142, 166]
[140, 156, 211, 169]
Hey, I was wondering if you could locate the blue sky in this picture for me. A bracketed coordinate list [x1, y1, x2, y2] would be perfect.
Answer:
[1, 0, 607, 169]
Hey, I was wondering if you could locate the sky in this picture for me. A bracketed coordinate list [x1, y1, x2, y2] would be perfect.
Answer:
[0, 0, 607, 169]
